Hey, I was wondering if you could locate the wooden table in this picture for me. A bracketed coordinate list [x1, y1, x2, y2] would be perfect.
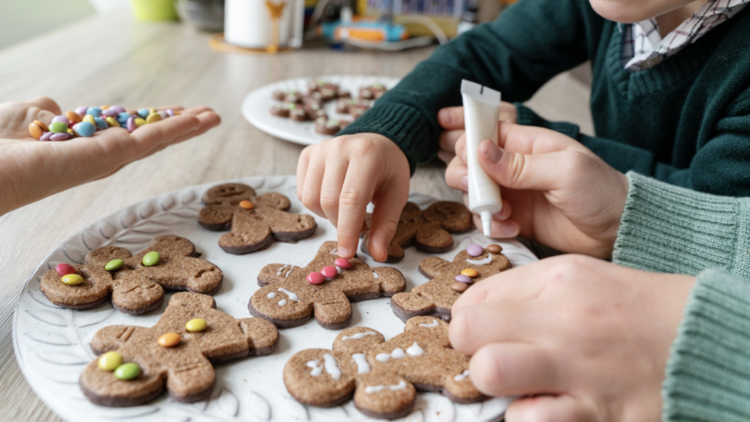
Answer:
[0, 12, 592, 421]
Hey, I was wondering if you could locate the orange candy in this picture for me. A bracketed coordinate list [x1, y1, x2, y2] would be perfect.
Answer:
[239, 200, 255, 210]
[101, 105, 110, 110]
[28, 122, 43, 140]
[157, 332, 181, 347]
[66, 111, 82, 123]
[33, 120, 49, 132]
[460, 268, 479, 278]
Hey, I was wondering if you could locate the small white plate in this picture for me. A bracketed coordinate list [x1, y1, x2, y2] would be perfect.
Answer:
[13, 175, 536, 422]
[242, 75, 401, 146]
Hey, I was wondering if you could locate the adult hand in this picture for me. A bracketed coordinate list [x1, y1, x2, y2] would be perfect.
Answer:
[451, 255, 696, 422]
[0, 97, 221, 216]
[445, 123, 628, 258]
[437, 102, 517, 163]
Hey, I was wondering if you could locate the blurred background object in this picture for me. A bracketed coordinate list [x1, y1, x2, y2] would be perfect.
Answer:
[223, 0, 305, 50]
[177, 0, 225, 31]
[131, 0, 179, 21]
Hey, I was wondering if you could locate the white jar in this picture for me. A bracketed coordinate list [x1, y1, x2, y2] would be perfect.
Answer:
[224, 0, 304, 49]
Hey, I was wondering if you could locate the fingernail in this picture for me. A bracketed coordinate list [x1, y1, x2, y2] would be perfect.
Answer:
[460, 175, 468, 191]
[338, 246, 350, 257]
[439, 109, 451, 125]
[483, 140, 503, 164]
[501, 223, 516, 236]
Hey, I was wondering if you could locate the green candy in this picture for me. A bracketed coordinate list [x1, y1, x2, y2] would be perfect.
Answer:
[114, 363, 141, 380]
[142, 251, 160, 267]
[105, 259, 124, 271]
[49, 121, 68, 133]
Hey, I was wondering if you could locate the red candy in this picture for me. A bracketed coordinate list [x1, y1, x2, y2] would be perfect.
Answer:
[307, 272, 325, 285]
[56, 263, 77, 276]
[321, 266, 338, 279]
[334, 258, 351, 269]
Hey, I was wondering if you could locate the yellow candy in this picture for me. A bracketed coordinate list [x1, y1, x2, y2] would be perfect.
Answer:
[146, 113, 161, 124]
[460, 268, 479, 278]
[67, 128, 73, 135]
[134, 118, 146, 127]
[98, 351, 123, 371]
[185, 318, 207, 332]
[149, 108, 158, 114]
[61, 274, 83, 285]
[105, 117, 119, 127]
[83, 115, 96, 125]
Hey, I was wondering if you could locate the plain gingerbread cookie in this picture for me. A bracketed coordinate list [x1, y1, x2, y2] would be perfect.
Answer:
[283, 316, 484, 419]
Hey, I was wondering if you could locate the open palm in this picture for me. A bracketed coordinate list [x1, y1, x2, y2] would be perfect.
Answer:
[0, 97, 221, 216]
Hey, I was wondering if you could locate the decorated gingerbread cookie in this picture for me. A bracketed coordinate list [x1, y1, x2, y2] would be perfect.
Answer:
[391, 243, 510, 322]
[40, 235, 223, 314]
[198, 183, 317, 255]
[284, 316, 483, 419]
[361, 201, 473, 262]
[80, 292, 279, 407]
[249, 241, 406, 329]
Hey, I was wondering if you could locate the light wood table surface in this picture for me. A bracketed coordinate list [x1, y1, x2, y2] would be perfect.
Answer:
[0, 11, 592, 421]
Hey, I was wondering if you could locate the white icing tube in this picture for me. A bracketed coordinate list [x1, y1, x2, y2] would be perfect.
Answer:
[461, 80, 503, 236]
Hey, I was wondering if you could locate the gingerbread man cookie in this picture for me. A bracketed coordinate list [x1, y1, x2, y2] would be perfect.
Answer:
[40, 235, 223, 314]
[391, 243, 511, 322]
[80, 292, 279, 407]
[284, 316, 483, 419]
[361, 201, 473, 262]
[249, 241, 406, 329]
[198, 183, 317, 255]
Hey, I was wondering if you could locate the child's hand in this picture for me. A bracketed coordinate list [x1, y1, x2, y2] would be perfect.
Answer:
[297, 133, 410, 261]
[0, 97, 221, 216]
[451, 255, 695, 421]
[437, 103, 517, 163]
[445, 123, 628, 258]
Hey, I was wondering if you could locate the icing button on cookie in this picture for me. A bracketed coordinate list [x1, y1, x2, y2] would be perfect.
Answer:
[461, 268, 479, 278]
[142, 251, 160, 267]
[61, 274, 83, 285]
[466, 244, 483, 257]
[158, 333, 181, 347]
[487, 244, 503, 254]
[455, 275, 472, 284]
[334, 258, 351, 269]
[55, 263, 76, 277]
[307, 272, 325, 285]
[239, 200, 255, 210]
[105, 259, 124, 271]
[451, 282, 468, 293]
[321, 266, 337, 279]
[114, 363, 141, 381]
[98, 351, 123, 371]
[186, 318, 207, 332]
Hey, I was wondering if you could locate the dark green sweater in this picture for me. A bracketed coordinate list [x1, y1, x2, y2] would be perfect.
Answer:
[339, 0, 750, 197]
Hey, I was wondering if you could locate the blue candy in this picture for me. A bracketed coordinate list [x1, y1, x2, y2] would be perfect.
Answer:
[86, 107, 102, 117]
[74, 121, 97, 137]
[117, 112, 131, 123]
[94, 117, 108, 130]
[137, 109, 149, 119]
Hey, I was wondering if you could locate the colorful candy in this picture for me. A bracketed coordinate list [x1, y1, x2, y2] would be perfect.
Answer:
[105, 259, 124, 271]
[56, 263, 77, 276]
[98, 351, 123, 371]
[451, 282, 469, 293]
[466, 244, 483, 257]
[28, 105, 178, 142]
[321, 266, 338, 279]
[142, 251, 161, 267]
[114, 362, 141, 380]
[455, 274, 472, 284]
[460, 268, 479, 278]
[61, 274, 84, 285]
[334, 258, 351, 269]
[185, 318, 207, 332]
[239, 200, 255, 210]
[487, 244, 502, 254]
[307, 272, 325, 285]
[157, 332, 181, 347]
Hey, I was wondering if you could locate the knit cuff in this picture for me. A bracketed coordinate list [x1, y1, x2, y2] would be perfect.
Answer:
[514, 103, 581, 140]
[613, 172, 750, 277]
[663, 269, 750, 422]
[336, 103, 433, 174]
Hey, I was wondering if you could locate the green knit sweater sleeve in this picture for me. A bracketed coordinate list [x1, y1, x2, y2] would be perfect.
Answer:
[612, 172, 750, 278]
[337, 0, 598, 172]
[663, 268, 750, 422]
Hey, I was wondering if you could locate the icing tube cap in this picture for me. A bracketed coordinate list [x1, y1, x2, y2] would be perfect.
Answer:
[481, 211, 492, 236]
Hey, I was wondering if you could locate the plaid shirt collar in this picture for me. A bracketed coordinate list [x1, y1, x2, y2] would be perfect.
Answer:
[622, 0, 750, 71]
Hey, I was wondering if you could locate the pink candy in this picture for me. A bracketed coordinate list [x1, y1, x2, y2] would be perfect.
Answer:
[56, 263, 76, 277]
[307, 272, 325, 285]
[321, 266, 338, 279]
[334, 258, 351, 269]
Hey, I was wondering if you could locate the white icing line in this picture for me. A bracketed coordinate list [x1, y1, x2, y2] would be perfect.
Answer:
[276, 264, 289, 276]
[307, 360, 323, 376]
[419, 320, 439, 328]
[267, 292, 277, 299]
[323, 353, 341, 380]
[285, 266, 294, 277]
[329, 248, 338, 255]
[352, 353, 370, 374]
[336, 266, 343, 275]
[465, 255, 493, 265]
[372, 272, 379, 279]
[278, 299, 287, 306]
[376, 347, 406, 362]
[455, 369, 470, 381]
[406, 342, 425, 357]
[365, 380, 407, 394]
[278, 288, 299, 302]
[342, 331, 376, 341]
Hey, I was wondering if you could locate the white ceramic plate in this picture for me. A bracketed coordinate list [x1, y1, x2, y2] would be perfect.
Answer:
[241, 76, 400, 146]
[13, 175, 538, 422]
